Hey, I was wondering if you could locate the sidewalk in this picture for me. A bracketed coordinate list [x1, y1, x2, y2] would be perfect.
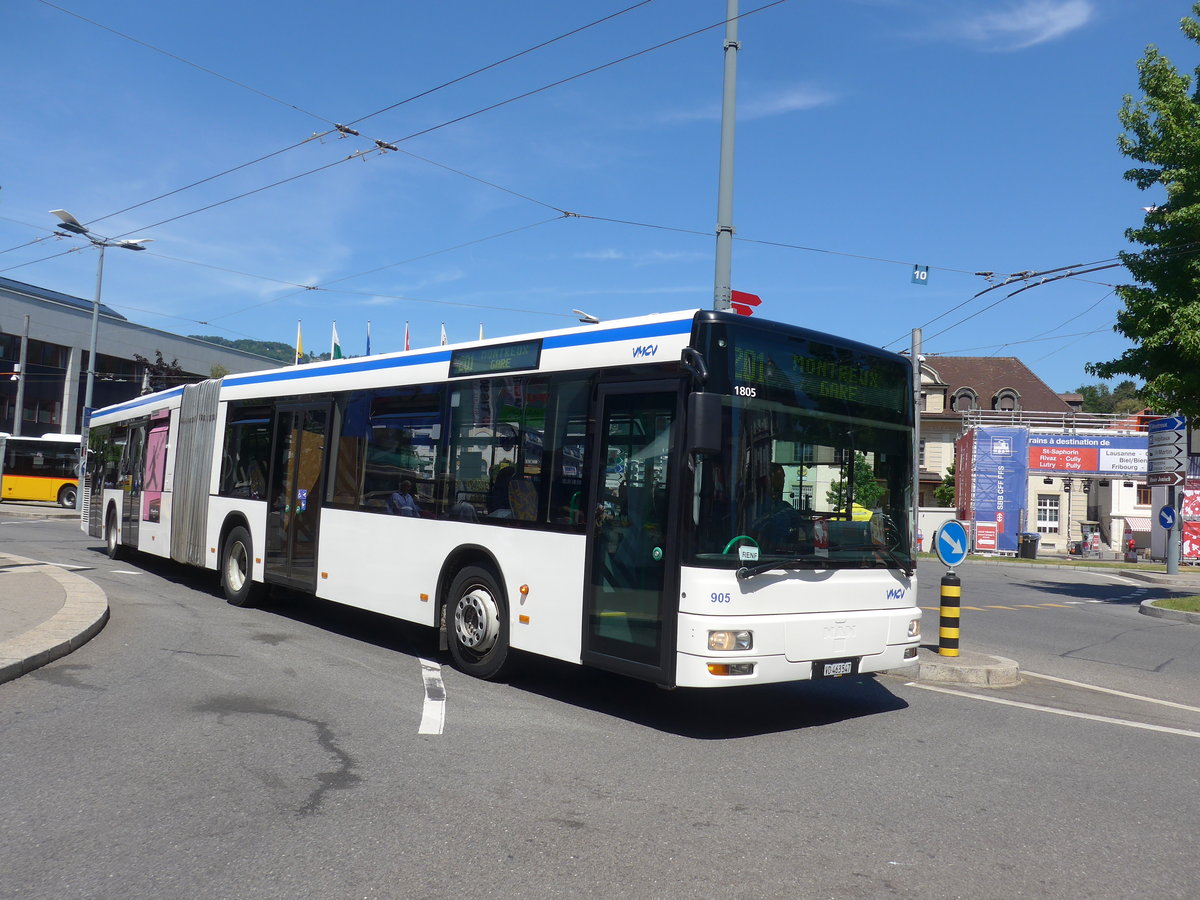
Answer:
[0, 544, 109, 684]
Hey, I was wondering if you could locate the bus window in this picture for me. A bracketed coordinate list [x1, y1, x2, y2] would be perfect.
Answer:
[447, 377, 548, 523]
[219, 405, 271, 500]
[544, 378, 589, 529]
[363, 385, 442, 515]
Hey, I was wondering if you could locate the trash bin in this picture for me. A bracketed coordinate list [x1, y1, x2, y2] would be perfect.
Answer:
[1018, 532, 1039, 559]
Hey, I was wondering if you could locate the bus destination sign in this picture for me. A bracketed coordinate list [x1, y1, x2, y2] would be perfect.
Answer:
[449, 339, 542, 378]
[733, 343, 906, 413]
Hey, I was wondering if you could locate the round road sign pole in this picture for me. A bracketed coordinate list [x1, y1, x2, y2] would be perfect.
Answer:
[939, 571, 961, 657]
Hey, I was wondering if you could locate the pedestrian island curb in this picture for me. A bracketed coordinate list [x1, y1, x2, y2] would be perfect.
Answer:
[885, 647, 1020, 687]
[0, 552, 109, 685]
[1138, 598, 1200, 625]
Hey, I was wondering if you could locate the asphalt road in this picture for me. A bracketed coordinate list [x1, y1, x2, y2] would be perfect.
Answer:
[2, 520, 1198, 899]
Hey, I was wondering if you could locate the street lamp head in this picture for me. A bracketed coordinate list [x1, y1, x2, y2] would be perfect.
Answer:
[49, 208, 89, 235]
[113, 239, 153, 250]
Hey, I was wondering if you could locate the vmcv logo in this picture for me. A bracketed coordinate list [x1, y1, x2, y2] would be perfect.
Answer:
[886, 588, 906, 600]
[631, 344, 658, 358]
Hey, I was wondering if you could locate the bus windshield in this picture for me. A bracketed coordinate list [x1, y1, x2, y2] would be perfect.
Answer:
[689, 320, 914, 572]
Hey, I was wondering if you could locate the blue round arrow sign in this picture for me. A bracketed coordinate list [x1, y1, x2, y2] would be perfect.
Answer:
[936, 520, 969, 568]
[1159, 506, 1177, 530]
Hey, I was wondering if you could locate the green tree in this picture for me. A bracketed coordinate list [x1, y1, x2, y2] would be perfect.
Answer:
[1087, 5, 1200, 420]
[134, 351, 195, 392]
[825, 452, 886, 510]
[934, 464, 956, 508]
[1073, 379, 1143, 413]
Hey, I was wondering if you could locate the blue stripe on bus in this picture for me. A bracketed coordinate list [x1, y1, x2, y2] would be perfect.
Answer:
[541, 318, 692, 349]
[224, 348, 453, 388]
[92, 386, 185, 420]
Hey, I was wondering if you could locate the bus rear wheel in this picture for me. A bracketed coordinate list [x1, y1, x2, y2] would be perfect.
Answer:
[446, 565, 512, 680]
[58, 484, 77, 508]
[104, 508, 122, 560]
[221, 525, 262, 607]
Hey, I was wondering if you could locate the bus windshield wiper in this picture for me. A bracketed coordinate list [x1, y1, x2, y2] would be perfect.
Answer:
[736, 555, 825, 580]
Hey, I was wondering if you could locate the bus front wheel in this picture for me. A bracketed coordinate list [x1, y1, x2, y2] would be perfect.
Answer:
[446, 565, 512, 680]
[221, 525, 262, 607]
[58, 484, 77, 508]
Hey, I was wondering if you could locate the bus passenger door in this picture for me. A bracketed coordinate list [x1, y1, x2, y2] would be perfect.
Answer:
[582, 382, 683, 685]
[121, 422, 146, 549]
[264, 403, 329, 592]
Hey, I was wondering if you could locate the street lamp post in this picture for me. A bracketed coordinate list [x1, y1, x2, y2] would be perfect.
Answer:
[49, 210, 152, 511]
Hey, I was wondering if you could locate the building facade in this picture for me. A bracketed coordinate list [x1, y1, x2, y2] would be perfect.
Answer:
[1, 275, 285, 436]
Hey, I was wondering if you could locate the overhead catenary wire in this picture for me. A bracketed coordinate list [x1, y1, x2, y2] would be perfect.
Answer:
[26, 0, 665, 236]
[88, 0, 791, 243]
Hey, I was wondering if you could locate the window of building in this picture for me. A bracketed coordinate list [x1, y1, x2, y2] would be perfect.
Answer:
[1037, 494, 1060, 534]
[951, 388, 977, 411]
[993, 388, 1020, 411]
[1136, 483, 1151, 506]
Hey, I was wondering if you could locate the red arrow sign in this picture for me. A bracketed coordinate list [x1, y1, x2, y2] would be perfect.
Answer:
[730, 290, 761, 316]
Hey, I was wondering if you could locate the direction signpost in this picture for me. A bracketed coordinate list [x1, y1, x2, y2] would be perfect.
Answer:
[1149, 416, 1187, 574]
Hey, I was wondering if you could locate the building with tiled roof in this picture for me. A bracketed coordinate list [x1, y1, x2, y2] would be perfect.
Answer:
[917, 356, 1074, 506]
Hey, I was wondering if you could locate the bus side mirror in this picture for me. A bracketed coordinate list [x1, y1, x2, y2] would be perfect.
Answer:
[688, 392, 722, 455]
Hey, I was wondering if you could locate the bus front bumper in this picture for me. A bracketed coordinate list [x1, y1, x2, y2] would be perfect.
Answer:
[673, 607, 921, 688]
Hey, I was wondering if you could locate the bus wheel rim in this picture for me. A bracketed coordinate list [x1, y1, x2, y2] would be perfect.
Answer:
[454, 587, 499, 653]
[227, 542, 247, 592]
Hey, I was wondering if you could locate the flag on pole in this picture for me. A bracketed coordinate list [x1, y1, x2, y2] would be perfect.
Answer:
[404, 321, 410, 351]
[295, 320, 303, 365]
[331, 321, 343, 360]
[440, 323, 448, 346]
[366, 320, 372, 356]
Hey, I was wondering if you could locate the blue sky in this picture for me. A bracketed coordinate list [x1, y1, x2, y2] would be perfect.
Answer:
[1, 1, 1194, 391]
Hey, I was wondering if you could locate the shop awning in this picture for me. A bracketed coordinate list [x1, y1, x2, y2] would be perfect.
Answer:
[1123, 516, 1152, 533]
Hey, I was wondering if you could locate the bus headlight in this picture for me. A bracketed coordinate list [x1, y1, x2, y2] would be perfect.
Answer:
[908, 618, 921, 638]
[708, 630, 753, 651]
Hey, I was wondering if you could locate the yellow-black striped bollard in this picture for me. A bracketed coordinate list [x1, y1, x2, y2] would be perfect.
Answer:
[939, 571, 961, 657]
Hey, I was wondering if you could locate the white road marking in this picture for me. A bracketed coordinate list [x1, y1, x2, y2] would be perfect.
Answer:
[1024, 670, 1200, 714]
[108, 570, 143, 575]
[909, 682, 1200, 739]
[1076, 570, 1152, 586]
[418, 658, 446, 735]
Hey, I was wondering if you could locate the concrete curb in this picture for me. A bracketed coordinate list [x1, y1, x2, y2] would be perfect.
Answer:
[1139, 598, 1200, 625]
[885, 647, 1020, 687]
[0, 502, 80, 520]
[1121, 570, 1200, 590]
[0, 553, 109, 685]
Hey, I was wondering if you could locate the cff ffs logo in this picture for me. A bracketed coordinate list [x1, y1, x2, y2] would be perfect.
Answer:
[632, 344, 658, 358]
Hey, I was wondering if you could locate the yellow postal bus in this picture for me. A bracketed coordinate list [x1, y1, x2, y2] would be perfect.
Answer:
[0, 433, 80, 508]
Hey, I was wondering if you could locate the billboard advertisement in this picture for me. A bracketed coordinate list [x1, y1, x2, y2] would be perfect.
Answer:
[1026, 433, 1147, 475]
[955, 431, 974, 521]
[971, 426, 1028, 553]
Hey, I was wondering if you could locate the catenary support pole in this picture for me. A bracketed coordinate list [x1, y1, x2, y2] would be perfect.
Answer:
[712, 0, 739, 311]
[912, 328, 922, 556]
[1167, 483, 1179, 575]
[939, 570, 961, 657]
[13, 315, 29, 437]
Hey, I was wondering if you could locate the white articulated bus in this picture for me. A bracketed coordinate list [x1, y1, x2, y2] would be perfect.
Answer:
[83, 309, 921, 687]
